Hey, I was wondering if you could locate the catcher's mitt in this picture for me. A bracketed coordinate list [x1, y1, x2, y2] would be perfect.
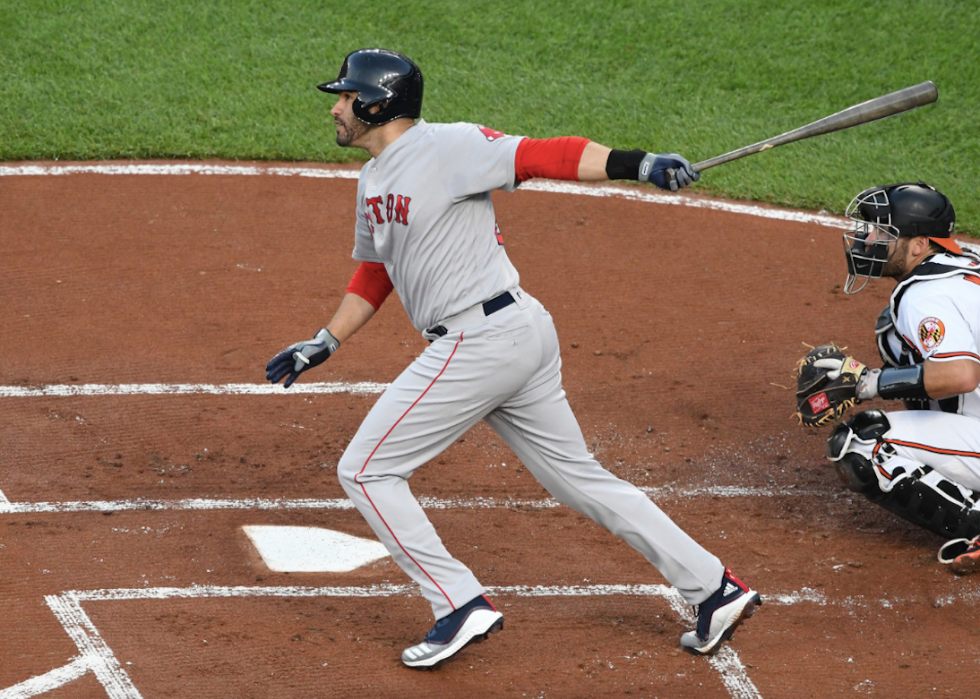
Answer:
[795, 344, 868, 427]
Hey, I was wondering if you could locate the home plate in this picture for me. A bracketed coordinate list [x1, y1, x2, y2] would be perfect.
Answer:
[242, 525, 390, 572]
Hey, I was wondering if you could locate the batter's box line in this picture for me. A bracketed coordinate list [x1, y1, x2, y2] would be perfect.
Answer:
[0, 485, 819, 516]
[0, 584, 763, 699]
[0, 381, 388, 398]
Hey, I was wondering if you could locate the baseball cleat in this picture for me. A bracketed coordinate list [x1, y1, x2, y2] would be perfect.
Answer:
[680, 568, 761, 656]
[944, 536, 980, 575]
[401, 595, 503, 669]
[937, 537, 972, 565]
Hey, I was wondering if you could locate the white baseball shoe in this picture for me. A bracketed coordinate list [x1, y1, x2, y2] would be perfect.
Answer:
[680, 568, 761, 656]
[401, 595, 504, 669]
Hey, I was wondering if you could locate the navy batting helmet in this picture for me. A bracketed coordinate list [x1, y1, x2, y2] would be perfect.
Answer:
[317, 48, 423, 125]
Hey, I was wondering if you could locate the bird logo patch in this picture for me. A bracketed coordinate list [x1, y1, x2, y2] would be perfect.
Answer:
[918, 317, 945, 351]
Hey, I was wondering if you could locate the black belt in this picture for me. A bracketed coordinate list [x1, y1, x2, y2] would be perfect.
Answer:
[427, 291, 516, 338]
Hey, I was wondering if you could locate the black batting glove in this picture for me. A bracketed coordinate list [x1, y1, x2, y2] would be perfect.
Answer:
[266, 328, 340, 388]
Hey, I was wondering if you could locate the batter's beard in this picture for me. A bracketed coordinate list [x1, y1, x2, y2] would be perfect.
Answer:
[335, 114, 370, 148]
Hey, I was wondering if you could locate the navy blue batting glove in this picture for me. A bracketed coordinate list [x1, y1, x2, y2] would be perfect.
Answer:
[266, 328, 340, 388]
[640, 153, 700, 192]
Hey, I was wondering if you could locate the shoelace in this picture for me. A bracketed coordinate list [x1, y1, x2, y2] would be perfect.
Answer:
[424, 615, 455, 641]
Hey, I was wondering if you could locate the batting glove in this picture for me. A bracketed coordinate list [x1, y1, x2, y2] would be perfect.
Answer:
[640, 153, 700, 192]
[265, 328, 340, 388]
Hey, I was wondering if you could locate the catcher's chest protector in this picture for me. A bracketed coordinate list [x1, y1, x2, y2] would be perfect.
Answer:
[876, 255, 980, 413]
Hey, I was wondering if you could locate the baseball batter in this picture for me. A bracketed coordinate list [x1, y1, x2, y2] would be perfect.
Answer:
[266, 48, 761, 667]
[803, 182, 980, 574]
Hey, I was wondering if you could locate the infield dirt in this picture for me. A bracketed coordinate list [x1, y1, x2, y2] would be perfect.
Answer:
[0, 164, 976, 698]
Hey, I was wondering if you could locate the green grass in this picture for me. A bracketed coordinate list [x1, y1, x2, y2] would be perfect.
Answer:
[2, 0, 978, 232]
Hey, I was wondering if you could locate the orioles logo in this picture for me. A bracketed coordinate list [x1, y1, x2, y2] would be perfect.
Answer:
[478, 125, 506, 141]
[918, 317, 945, 351]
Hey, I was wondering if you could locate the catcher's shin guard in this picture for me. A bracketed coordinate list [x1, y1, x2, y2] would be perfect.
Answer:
[868, 467, 980, 540]
[828, 413, 980, 540]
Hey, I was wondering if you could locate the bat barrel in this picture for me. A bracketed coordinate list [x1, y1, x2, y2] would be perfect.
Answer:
[692, 81, 937, 172]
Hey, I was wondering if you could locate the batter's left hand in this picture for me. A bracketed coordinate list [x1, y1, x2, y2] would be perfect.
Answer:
[640, 153, 700, 192]
[266, 328, 340, 388]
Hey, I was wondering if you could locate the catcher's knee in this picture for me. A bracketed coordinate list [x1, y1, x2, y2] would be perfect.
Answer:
[826, 410, 890, 467]
[828, 412, 980, 539]
[833, 452, 879, 494]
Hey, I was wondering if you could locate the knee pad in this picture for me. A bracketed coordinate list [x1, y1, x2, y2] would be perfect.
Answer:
[833, 453, 879, 494]
[827, 410, 891, 460]
[826, 410, 980, 539]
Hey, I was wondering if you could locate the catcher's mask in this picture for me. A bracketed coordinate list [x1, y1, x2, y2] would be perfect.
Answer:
[842, 181, 958, 294]
[317, 48, 423, 126]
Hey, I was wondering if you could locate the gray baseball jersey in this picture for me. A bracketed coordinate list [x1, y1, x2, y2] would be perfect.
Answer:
[352, 120, 523, 331]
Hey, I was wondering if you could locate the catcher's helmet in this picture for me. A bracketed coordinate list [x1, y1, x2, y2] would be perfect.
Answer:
[842, 182, 959, 294]
[317, 48, 423, 125]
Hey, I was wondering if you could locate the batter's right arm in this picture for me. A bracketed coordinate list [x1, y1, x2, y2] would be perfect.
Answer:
[583, 143, 699, 191]
[514, 138, 698, 192]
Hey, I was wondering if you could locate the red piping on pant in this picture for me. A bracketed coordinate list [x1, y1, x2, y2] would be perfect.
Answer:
[354, 333, 464, 611]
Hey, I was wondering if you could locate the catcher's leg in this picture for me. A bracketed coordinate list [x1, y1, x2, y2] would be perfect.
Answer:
[828, 410, 980, 540]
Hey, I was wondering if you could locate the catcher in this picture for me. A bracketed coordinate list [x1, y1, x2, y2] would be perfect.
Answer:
[795, 182, 980, 574]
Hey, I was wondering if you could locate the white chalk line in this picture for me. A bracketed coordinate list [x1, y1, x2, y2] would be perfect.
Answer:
[24, 579, 980, 699]
[0, 657, 89, 699]
[12, 579, 980, 699]
[0, 382, 387, 398]
[44, 594, 142, 699]
[0, 162, 848, 230]
[0, 485, 817, 516]
[9, 583, 764, 699]
[0, 163, 361, 180]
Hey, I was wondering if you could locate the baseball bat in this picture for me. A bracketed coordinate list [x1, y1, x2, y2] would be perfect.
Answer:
[691, 81, 938, 172]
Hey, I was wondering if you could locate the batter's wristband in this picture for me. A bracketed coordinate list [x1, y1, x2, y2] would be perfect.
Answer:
[605, 149, 648, 180]
[877, 365, 928, 401]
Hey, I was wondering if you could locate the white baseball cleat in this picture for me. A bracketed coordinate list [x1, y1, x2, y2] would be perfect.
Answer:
[680, 568, 762, 656]
[402, 595, 504, 669]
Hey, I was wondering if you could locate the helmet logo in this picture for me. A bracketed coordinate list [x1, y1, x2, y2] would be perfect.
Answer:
[478, 125, 506, 141]
[918, 317, 945, 351]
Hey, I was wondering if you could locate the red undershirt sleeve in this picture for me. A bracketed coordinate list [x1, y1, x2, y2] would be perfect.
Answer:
[514, 136, 591, 183]
[346, 261, 394, 311]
